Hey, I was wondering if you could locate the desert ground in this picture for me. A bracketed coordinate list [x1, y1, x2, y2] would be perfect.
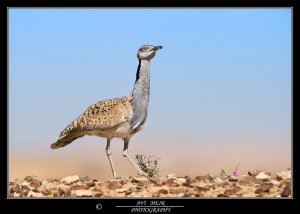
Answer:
[8, 169, 291, 198]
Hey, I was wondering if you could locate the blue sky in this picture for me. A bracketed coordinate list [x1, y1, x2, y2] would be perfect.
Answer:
[9, 9, 291, 180]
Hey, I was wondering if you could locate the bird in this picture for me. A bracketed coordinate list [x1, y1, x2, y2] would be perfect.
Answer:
[50, 44, 163, 179]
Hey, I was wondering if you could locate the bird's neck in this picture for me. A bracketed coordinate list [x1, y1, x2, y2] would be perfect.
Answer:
[130, 59, 150, 129]
[132, 59, 150, 97]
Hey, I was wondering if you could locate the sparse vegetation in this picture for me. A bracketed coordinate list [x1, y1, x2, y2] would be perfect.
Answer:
[135, 154, 161, 177]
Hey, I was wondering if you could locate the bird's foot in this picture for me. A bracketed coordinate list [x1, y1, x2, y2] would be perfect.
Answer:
[138, 171, 148, 177]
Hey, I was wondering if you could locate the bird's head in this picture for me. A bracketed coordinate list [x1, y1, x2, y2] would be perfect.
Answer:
[137, 45, 163, 61]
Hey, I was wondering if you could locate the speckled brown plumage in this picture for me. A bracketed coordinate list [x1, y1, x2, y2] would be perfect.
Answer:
[51, 96, 133, 149]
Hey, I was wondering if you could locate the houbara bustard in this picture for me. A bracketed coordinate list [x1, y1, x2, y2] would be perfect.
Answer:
[51, 45, 162, 179]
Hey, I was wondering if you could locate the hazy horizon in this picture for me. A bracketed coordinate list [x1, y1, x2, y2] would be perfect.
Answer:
[9, 8, 291, 181]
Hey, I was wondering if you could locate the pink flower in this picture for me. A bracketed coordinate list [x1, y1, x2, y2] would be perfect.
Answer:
[232, 170, 238, 177]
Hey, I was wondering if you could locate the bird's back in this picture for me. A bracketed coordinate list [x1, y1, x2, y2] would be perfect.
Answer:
[51, 96, 133, 149]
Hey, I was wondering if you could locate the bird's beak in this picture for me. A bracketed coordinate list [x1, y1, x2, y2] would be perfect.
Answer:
[153, 46, 163, 51]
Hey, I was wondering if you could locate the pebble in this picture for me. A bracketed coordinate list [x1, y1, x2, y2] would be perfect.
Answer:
[27, 191, 44, 197]
[152, 191, 160, 197]
[116, 188, 127, 193]
[42, 189, 51, 196]
[61, 175, 80, 185]
[30, 179, 42, 188]
[259, 183, 274, 192]
[271, 180, 280, 186]
[228, 176, 239, 182]
[86, 181, 96, 187]
[175, 178, 186, 185]
[281, 185, 291, 197]
[214, 177, 223, 183]
[276, 169, 291, 180]
[205, 173, 214, 181]
[41, 181, 57, 190]
[255, 172, 270, 181]
[217, 194, 228, 197]
[169, 187, 184, 194]
[13, 192, 20, 197]
[71, 190, 93, 197]
[21, 181, 29, 186]
[158, 189, 168, 194]
[58, 184, 71, 192]
[108, 181, 123, 190]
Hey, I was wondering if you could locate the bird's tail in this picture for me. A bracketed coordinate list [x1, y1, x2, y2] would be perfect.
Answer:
[50, 134, 83, 149]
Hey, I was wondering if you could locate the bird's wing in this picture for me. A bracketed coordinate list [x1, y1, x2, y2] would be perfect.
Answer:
[59, 96, 132, 138]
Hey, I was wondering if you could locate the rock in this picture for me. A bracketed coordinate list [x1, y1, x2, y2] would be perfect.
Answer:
[224, 186, 242, 195]
[116, 188, 127, 193]
[259, 183, 274, 192]
[132, 177, 149, 184]
[58, 184, 71, 192]
[86, 181, 96, 187]
[228, 176, 239, 182]
[175, 178, 186, 185]
[281, 185, 291, 197]
[71, 190, 93, 197]
[20, 185, 30, 196]
[214, 177, 223, 183]
[276, 169, 291, 180]
[21, 181, 29, 186]
[65, 189, 71, 197]
[164, 179, 179, 187]
[238, 176, 255, 186]
[205, 173, 214, 181]
[195, 176, 206, 181]
[271, 179, 280, 186]
[194, 181, 208, 188]
[248, 170, 262, 177]
[61, 175, 80, 185]
[30, 179, 42, 188]
[183, 192, 193, 197]
[108, 181, 122, 190]
[183, 176, 192, 186]
[27, 190, 44, 197]
[255, 172, 270, 181]
[12, 186, 22, 194]
[195, 186, 209, 192]
[42, 189, 51, 196]
[177, 193, 185, 197]
[136, 183, 146, 190]
[94, 191, 103, 197]
[279, 180, 290, 188]
[70, 183, 88, 190]
[158, 189, 168, 194]
[13, 192, 20, 197]
[169, 187, 185, 194]
[55, 188, 64, 197]
[217, 194, 228, 197]
[152, 192, 160, 197]
[24, 176, 34, 182]
[41, 181, 57, 190]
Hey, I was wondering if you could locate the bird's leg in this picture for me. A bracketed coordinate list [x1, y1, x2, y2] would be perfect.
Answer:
[105, 138, 117, 179]
[122, 138, 148, 177]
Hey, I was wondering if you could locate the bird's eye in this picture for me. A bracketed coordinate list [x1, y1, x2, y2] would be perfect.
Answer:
[141, 48, 147, 52]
